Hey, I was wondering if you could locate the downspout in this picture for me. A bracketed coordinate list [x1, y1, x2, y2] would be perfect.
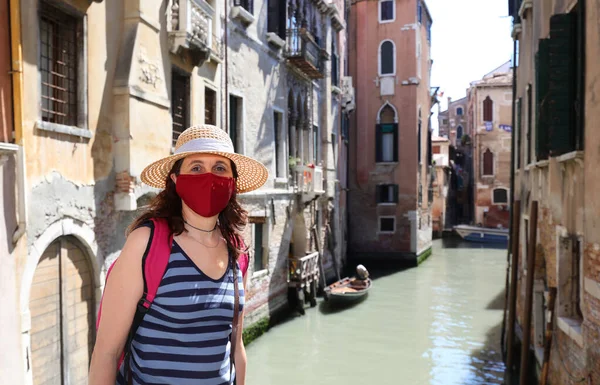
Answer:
[501, 34, 518, 359]
[9, 0, 27, 244]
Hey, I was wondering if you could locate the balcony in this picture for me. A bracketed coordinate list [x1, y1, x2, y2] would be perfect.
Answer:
[168, 0, 214, 67]
[284, 28, 326, 80]
[293, 164, 325, 202]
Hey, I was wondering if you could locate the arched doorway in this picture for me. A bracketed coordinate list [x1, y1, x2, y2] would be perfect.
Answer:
[29, 236, 95, 385]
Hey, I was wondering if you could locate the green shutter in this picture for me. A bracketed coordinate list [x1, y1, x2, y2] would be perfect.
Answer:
[547, 13, 577, 156]
[393, 184, 399, 203]
[376, 124, 382, 162]
[393, 124, 399, 162]
[535, 39, 550, 160]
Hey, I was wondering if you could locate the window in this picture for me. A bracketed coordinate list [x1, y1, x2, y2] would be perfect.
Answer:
[492, 188, 508, 204]
[234, 0, 253, 14]
[417, 115, 422, 164]
[204, 87, 216, 125]
[40, 1, 83, 128]
[229, 95, 243, 152]
[380, 0, 394, 22]
[556, 229, 583, 324]
[312, 125, 319, 163]
[457, 125, 463, 140]
[417, 1, 422, 23]
[250, 218, 268, 272]
[379, 40, 395, 76]
[516, 97, 522, 168]
[379, 216, 396, 233]
[267, 0, 286, 39]
[433, 145, 440, 154]
[456, 107, 463, 116]
[341, 114, 349, 140]
[273, 111, 286, 178]
[527, 85, 532, 164]
[483, 96, 493, 122]
[331, 34, 339, 87]
[442, 119, 448, 125]
[376, 104, 397, 163]
[171, 69, 190, 146]
[376, 184, 398, 204]
[540, 10, 585, 157]
[482, 148, 494, 176]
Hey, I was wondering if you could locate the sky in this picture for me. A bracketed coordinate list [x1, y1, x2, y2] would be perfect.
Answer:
[426, 0, 514, 134]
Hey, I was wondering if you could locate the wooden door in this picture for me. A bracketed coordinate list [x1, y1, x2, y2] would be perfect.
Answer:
[30, 237, 95, 385]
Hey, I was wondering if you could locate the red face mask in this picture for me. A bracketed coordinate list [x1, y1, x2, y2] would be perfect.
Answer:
[175, 173, 235, 218]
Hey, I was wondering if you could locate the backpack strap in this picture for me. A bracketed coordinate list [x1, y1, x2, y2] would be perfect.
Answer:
[122, 217, 173, 384]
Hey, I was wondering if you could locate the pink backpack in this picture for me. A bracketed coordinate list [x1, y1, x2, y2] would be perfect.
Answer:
[96, 218, 248, 379]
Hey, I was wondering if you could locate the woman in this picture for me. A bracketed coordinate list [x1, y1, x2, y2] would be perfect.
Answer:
[89, 125, 268, 385]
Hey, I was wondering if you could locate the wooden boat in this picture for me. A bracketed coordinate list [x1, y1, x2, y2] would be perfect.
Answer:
[453, 224, 509, 244]
[323, 276, 372, 304]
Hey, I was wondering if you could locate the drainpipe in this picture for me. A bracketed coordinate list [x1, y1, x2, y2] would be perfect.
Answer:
[9, 0, 27, 244]
[501, 34, 518, 360]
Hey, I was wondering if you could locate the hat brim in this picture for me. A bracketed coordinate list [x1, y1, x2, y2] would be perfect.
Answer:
[140, 150, 269, 193]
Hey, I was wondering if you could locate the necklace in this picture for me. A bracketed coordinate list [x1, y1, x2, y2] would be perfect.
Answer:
[184, 233, 222, 249]
[184, 220, 217, 233]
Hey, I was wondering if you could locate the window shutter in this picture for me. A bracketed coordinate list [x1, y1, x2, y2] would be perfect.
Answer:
[548, 13, 577, 156]
[267, 0, 278, 34]
[376, 124, 383, 162]
[393, 123, 398, 162]
[516, 97, 522, 168]
[535, 39, 550, 160]
[375, 185, 382, 203]
[393, 184, 399, 203]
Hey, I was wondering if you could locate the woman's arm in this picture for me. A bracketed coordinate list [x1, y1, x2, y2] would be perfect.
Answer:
[88, 227, 150, 385]
[234, 273, 249, 385]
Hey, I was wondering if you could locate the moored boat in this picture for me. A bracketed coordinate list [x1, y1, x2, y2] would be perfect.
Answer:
[324, 264, 371, 304]
[453, 224, 509, 244]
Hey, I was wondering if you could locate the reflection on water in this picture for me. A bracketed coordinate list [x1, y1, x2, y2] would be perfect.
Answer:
[246, 238, 507, 385]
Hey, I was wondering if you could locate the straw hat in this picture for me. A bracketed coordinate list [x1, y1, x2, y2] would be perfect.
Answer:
[140, 124, 269, 193]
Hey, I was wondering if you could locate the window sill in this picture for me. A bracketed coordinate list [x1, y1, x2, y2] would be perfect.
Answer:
[585, 277, 600, 300]
[376, 161, 398, 166]
[266, 32, 285, 49]
[252, 269, 269, 280]
[36, 120, 92, 139]
[556, 150, 584, 164]
[0, 142, 19, 153]
[377, 203, 397, 207]
[377, 231, 396, 235]
[231, 6, 255, 26]
[379, 18, 395, 24]
[557, 316, 583, 347]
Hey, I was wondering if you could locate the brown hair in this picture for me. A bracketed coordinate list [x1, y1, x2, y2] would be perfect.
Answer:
[128, 158, 248, 260]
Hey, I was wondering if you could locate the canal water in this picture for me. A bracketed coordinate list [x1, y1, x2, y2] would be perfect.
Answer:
[246, 238, 508, 385]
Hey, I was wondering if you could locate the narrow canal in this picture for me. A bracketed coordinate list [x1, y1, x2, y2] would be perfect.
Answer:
[246, 238, 507, 385]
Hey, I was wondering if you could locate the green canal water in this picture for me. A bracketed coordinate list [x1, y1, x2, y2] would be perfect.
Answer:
[246, 238, 507, 385]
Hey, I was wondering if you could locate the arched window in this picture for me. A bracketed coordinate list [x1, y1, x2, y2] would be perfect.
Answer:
[456, 107, 463, 116]
[492, 188, 508, 204]
[483, 96, 493, 122]
[379, 40, 395, 76]
[483, 148, 494, 176]
[457, 125, 463, 139]
[376, 104, 398, 162]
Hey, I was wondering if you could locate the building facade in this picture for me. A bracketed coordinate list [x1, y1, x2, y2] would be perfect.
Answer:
[506, 0, 600, 383]
[469, 63, 512, 229]
[347, 0, 434, 264]
[438, 96, 467, 146]
[430, 136, 450, 237]
[0, 0, 350, 383]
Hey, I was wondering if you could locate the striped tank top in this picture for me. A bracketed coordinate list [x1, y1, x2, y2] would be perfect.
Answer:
[116, 239, 245, 385]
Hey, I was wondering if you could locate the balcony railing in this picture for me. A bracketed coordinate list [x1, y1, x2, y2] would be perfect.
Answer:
[285, 28, 325, 79]
[294, 164, 325, 201]
[288, 251, 320, 286]
[168, 0, 214, 67]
